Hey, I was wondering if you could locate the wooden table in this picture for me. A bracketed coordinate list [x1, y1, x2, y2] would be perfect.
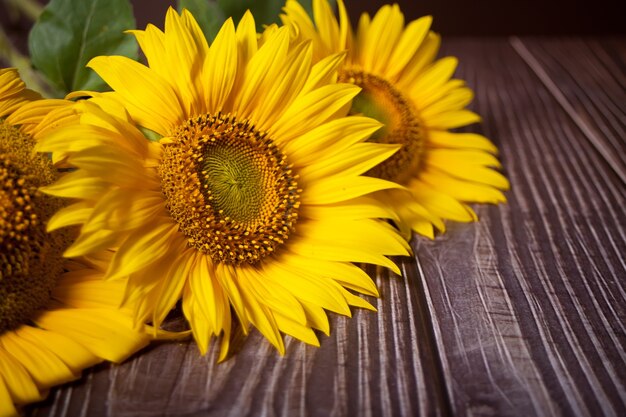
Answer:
[26, 37, 625, 417]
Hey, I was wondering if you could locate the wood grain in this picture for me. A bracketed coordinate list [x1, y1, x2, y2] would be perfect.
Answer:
[511, 37, 626, 183]
[25, 37, 626, 416]
[415, 37, 626, 417]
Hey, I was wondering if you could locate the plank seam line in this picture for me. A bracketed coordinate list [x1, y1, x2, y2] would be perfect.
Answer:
[509, 36, 626, 185]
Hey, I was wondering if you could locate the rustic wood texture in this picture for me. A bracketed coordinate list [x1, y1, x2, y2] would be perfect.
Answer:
[416, 37, 626, 417]
[510, 37, 626, 182]
[25, 38, 626, 416]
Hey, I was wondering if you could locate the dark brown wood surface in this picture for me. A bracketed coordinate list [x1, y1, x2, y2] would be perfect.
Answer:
[25, 37, 626, 417]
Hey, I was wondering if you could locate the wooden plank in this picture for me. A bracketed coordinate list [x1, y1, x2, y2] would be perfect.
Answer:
[27, 265, 449, 417]
[414, 38, 626, 417]
[510, 37, 626, 183]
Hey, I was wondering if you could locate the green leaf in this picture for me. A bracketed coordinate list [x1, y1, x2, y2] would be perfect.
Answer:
[178, 0, 227, 43]
[28, 0, 138, 96]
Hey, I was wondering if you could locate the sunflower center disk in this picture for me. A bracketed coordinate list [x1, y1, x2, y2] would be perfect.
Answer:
[0, 122, 67, 334]
[159, 113, 301, 265]
[339, 69, 425, 184]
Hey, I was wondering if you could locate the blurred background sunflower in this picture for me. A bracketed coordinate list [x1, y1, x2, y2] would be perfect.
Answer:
[0, 68, 149, 416]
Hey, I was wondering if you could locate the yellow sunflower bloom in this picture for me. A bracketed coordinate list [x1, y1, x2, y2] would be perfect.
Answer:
[37, 8, 410, 359]
[282, 0, 509, 239]
[0, 69, 149, 417]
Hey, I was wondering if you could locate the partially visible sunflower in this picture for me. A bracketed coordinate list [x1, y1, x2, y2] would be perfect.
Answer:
[37, 9, 410, 359]
[282, 0, 509, 238]
[0, 68, 149, 417]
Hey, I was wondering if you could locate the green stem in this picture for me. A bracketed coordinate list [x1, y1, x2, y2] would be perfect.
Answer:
[0, 26, 51, 97]
[3, 0, 44, 21]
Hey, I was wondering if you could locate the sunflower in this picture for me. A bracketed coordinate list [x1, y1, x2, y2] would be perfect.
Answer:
[281, 0, 509, 238]
[0, 68, 149, 417]
[37, 9, 409, 359]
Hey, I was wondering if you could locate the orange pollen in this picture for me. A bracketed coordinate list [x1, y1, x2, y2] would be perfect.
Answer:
[0, 121, 69, 333]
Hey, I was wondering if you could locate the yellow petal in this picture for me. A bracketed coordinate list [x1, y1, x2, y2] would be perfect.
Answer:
[88, 56, 182, 135]
[0, 332, 75, 387]
[426, 109, 481, 129]
[214, 263, 249, 329]
[386, 16, 433, 80]
[393, 190, 447, 232]
[238, 267, 307, 325]
[253, 41, 313, 130]
[282, 1, 322, 57]
[409, 219, 435, 239]
[128, 24, 169, 80]
[232, 10, 257, 92]
[427, 149, 502, 168]
[270, 83, 360, 142]
[281, 253, 380, 297]
[299, 143, 399, 181]
[204, 18, 237, 111]
[152, 248, 194, 327]
[0, 374, 18, 416]
[273, 312, 320, 347]
[409, 56, 458, 100]
[300, 51, 345, 94]
[34, 309, 149, 363]
[426, 159, 510, 189]
[282, 116, 381, 167]
[0, 348, 42, 404]
[428, 131, 499, 153]
[5, 99, 69, 128]
[396, 32, 440, 88]
[313, 0, 341, 53]
[106, 221, 177, 280]
[420, 86, 474, 118]
[300, 301, 330, 335]
[187, 254, 220, 332]
[302, 175, 402, 205]
[67, 146, 148, 188]
[303, 196, 398, 222]
[14, 326, 98, 374]
[63, 229, 120, 258]
[288, 239, 401, 275]
[361, 4, 404, 76]
[46, 201, 93, 232]
[87, 188, 163, 232]
[232, 26, 290, 119]
[420, 169, 507, 204]
[413, 79, 464, 112]
[237, 285, 285, 354]
[408, 181, 478, 222]
[52, 271, 125, 309]
[340, 288, 376, 311]
[40, 170, 108, 200]
[297, 218, 409, 257]
[263, 262, 352, 317]
[182, 283, 211, 354]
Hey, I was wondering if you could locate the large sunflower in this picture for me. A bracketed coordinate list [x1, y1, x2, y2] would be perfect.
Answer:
[282, 0, 509, 238]
[37, 9, 410, 359]
[0, 68, 149, 417]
